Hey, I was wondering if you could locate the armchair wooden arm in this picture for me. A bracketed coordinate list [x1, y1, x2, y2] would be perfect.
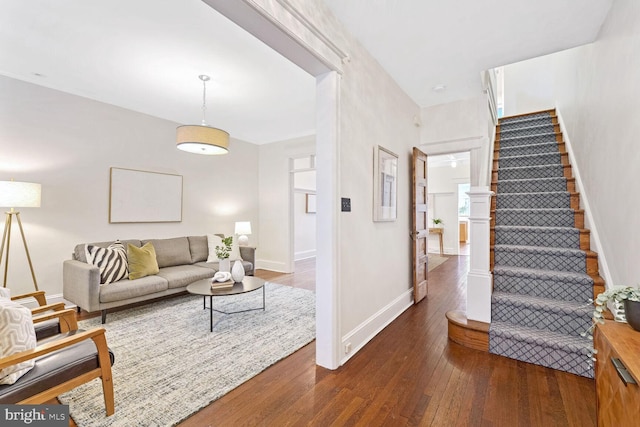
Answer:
[30, 302, 66, 316]
[0, 327, 115, 416]
[32, 308, 78, 333]
[10, 290, 47, 306]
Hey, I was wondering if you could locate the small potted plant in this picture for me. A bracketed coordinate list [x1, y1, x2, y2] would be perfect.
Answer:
[590, 286, 640, 332]
[433, 218, 444, 227]
[215, 236, 233, 272]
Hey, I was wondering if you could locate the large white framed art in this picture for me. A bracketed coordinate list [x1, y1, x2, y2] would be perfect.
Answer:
[109, 167, 183, 223]
[373, 145, 398, 222]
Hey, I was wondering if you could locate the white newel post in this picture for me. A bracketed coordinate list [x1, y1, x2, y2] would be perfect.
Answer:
[466, 186, 494, 323]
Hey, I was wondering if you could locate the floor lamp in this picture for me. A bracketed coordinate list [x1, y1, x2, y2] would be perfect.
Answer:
[0, 180, 41, 291]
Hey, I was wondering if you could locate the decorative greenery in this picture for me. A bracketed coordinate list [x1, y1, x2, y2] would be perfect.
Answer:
[433, 218, 443, 225]
[215, 236, 233, 260]
[583, 286, 640, 337]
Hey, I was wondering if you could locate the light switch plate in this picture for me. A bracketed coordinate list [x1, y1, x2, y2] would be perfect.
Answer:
[341, 198, 351, 212]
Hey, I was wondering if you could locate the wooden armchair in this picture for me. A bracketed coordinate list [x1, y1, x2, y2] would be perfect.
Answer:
[0, 308, 115, 416]
[11, 290, 67, 339]
[10, 290, 67, 314]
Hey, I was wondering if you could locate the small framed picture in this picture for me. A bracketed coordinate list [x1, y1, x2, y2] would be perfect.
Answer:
[373, 145, 398, 221]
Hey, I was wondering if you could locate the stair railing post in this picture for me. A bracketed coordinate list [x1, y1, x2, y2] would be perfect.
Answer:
[467, 186, 494, 323]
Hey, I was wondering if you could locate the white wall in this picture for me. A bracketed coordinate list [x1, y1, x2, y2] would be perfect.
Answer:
[258, 135, 315, 272]
[419, 95, 493, 187]
[336, 45, 420, 351]
[0, 76, 259, 297]
[502, 0, 640, 287]
[428, 161, 471, 254]
[503, 52, 570, 116]
[420, 96, 487, 144]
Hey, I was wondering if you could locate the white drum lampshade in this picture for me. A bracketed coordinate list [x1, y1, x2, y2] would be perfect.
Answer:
[0, 181, 41, 208]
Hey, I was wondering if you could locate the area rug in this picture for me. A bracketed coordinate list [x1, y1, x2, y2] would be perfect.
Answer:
[58, 282, 315, 426]
[428, 254, 449, 271]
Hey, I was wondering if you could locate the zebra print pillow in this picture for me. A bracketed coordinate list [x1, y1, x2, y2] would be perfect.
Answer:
[85, 240, 128, 284]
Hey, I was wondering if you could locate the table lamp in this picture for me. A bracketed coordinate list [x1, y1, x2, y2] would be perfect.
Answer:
[0, 180, 41, 290]
[234, 221, 252, 246]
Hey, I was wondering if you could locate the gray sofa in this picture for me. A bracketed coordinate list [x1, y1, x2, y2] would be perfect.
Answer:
[63, 235, 255, 323]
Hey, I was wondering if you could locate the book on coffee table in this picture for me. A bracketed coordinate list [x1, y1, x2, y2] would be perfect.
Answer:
[211, 280, 234, 290]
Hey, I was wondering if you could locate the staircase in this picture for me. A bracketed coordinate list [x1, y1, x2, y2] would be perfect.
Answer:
[489, 109, 604, 378]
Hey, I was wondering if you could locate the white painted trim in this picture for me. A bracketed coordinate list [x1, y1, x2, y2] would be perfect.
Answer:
[467, 272, 492, 323]
[256, 259, 290, 273]
[315, 71, 341, 369]
[555, 107, 613, 289]
[274, 0, 349, 63]
[420, 135, 486, 155]
[203, 0, 342, 76]
[341, 288, 413, 365]
[287, 158, 295, 274]
[294, 250, 316, 261]
[466, 186, 494, 322]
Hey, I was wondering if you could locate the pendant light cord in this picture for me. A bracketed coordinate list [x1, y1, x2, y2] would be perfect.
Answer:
[199, 74, 210, 126]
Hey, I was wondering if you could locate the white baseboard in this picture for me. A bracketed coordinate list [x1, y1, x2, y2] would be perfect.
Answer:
[294, 249, 316, 261]
[256, 259, 290, 273]
[340, 288, 413, 365]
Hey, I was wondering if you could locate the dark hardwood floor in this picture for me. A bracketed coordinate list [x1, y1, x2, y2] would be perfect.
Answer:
[180, 255, 596, 426]
[58, 256, 595, 425]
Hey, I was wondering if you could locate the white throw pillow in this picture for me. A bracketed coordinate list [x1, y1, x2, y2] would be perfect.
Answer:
[0, 299, 37, 385]
[206, 234, 241, 263]
[0, 287, 10, 299]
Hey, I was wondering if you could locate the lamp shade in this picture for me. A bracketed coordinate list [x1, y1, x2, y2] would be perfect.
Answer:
[0, 181, 41, 208]
[235, 221, 252, 235]
[176, 125, 229, 155]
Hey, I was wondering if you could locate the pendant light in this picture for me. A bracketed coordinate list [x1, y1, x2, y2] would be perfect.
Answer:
[176, 75, 229, 155]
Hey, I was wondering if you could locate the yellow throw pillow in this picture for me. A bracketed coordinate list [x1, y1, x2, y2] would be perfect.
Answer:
[128, 242, 159, 280]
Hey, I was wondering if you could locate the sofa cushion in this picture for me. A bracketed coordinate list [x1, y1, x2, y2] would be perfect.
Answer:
[74, 239, 141, 263]
[0, 299, 37, 385]
[85, 241, 129, 285]
[156, 265, 215, 289]
[141, 237, 192, 268]
[128, 243, 160, 280]
[99, 275, 168, 303]
[188, 236, 209, 263]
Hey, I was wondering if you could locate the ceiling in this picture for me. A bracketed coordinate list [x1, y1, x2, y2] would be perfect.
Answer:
[324, 0, 612, 108]
[0, 0, 316, 145]
[0, 1, 612, 145]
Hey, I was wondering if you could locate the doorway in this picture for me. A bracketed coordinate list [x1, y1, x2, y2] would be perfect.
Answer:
[426, 151, 471, 255]
[291, 155, 317, 267]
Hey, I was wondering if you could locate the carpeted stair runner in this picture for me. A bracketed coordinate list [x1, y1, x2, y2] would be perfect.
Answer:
[489, 110, 598, 378]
